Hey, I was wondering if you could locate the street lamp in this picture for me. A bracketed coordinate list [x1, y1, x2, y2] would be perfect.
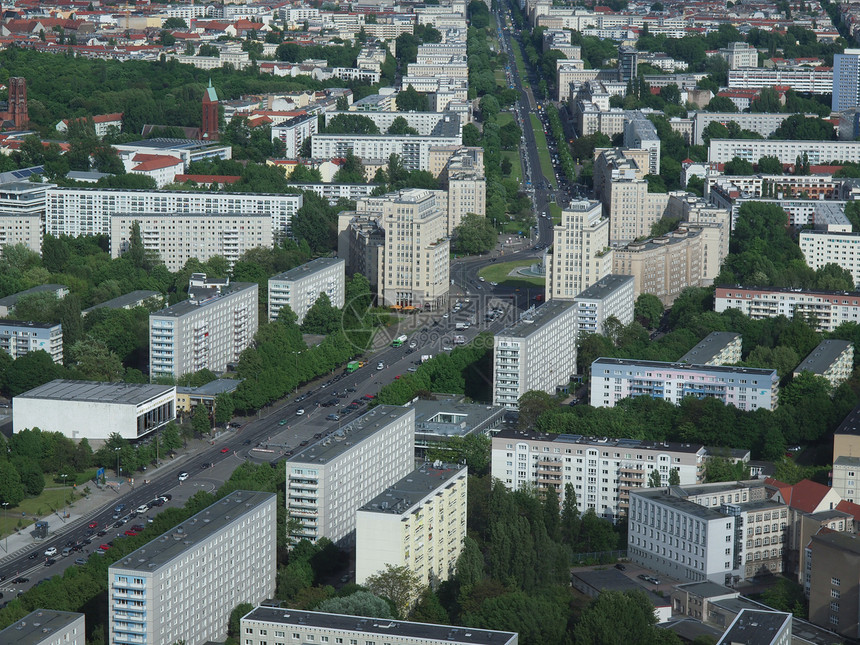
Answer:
[114, 447, 121, 478]
[60, 473, 68, 487]
[1, 501, 8, 554]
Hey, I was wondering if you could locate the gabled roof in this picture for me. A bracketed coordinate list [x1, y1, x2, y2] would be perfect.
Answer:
[836, 499, 860, 523]
[132, 155, 183, 171]
[769, 478, 837, 514]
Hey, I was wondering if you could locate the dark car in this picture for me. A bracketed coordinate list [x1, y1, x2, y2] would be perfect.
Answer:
[12, 577, 28, 584]
[44, 558, 56, 567]
[28, 553, 39, 560]
[615, 563, 626, 571]
[201, 462, 213, 469]
[97, 529, 107, 537]
[131, 524, 144, 532]
[161, 494, 172, 501]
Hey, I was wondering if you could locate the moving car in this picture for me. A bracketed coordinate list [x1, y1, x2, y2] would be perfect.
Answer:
[136, 504, 149, 514]
[326, 413, 340, 421]
[377, 362, 384, 370]
[44, 547, 57, 557]
[220, 447, 230, 453]
[178, 472, 189, 482]
[296, 409, 305, 416]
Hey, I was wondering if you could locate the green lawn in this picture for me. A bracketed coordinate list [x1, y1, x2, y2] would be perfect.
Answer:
[0, 487, 83, 539]
[549, 202, 562, 224]
[512, 39, 531, 89]
[530, 113, 557, 189]
[501, 150, 523, 183]
[478, 260, 546, 288]
[497, 111, 515, 128]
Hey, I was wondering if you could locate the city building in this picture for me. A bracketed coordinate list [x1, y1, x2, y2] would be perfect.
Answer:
[799, 229, 860, 288]
[691, 112, 820, 146]
[714, 285, 860, 332]
[708, 139, 860, 165]
[717, 42, 759, 69]
[570, 569, 671, 622]
[623, 112, 661, 175]
[108, 491, 276, 645]
[832, 457, 860, 504]
[109, 212, 271, 272]
[446, 162, 486, 233]
[618, 46, 638, 82]
[45, 187, 302, 244]
[175, 378, 241, 414]
[716, 610, 792, 645]
[833, 404, 860, 467]
[590, 357, 779, 411]
[81, 290, 162, 318]
[355, 462, 467, 588]
[0, 321, 63, 364]
[679, 332, 742, 366]
[13, 379, 176, 441]
[0, 181, 52, 255]
[491, 428, 706, 521]
[726, 67, 832, 94]
[411, 394, 505, 458]
[337, 212, 384, 297]
[240, 607, 519, 645]
[492, 301, 579, 409]
[0, 284, 68, 318]
[267, 257, 345, 323]
[428, 145, 484, 179]
[834, 49, 860, 112]
[612, 227, 706, 307]
[545, 200, 613, 301]
[149, 275, 258, 380]
[571, 274, 635, 336]
[807, 530, 860, 638]
[271, 113, 317, 158]
[793, 340, 854, 389]
[0, 610, 85, 645]
[286, 406, 415, 545]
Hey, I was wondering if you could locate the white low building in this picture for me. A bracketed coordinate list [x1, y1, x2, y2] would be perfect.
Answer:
[13, 380, 176, 442]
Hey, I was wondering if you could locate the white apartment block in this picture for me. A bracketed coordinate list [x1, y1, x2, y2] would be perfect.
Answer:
[110, 212, 272, 271]
[0, 181, 52, 255]
[286, 406, 415, 545]
[546, 200, 613, 301]
[793, 339, 854, 389]
[708, 139, 860, 165]
[800, 230, 860, 287]
[108, 491, 276, 645]
[355, 463, 467, 587]
[45, 187, 302, 243]
[679, 332, 742, 366]
[572, 274, 635, 335]
[0, 610, 85, 645]
[324, 111, 460, 137]
[590, 357, 779, 412]
[271, 113, 318, 159]
[691, 112, 820, 146]
[0, 321, 63, 364]
[717, 42, 759, 69]
[240, 608, 519, 645]
[311, 132, 461, 172]
[492, 429, 705, 521]
[727, 67, 833, 94]
[832, 456, 860, 504]
[149, 278, 258, 380]
[714, 285, 860, 332]
[268, 257, 345, 323]
[493, 301, 578, 409]
[0, 213, 42, 256]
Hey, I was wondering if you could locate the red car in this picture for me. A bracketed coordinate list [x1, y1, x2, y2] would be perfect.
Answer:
[124, 530, 138, 537]
[394, 375, 401, 380]
[88, 521, 99, 529]
[364, 394, 376, 399]
[220, 447, 229, 453]
[99, 544, 111, 551]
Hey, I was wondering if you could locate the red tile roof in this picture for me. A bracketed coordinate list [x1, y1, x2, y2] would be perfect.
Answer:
[132, 155, 183, 171]
[836, 499, 860, 522]
[773, 479, 835, 514]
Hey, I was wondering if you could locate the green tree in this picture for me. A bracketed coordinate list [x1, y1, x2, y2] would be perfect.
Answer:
[332, 149, 366, 184]
[70, 338, 124, 381]
[518, 390, 555, 429]
[163, 17, 188, 29]
[724, 156, 754, 175]
[634, 293, 663, 329]
[289, 164, 323, 183]
[704, 456, 750, 482]
[669, 467, 680, 485]
[364, 564, 423, 619]
[572, 590, 661, 645]
[315, 591, 394, 618]
[301, 292, 340, 335]
[757, 155, 783, 174]
[453, 214, 496, 255]
[561, 482, 581, 546]
[455, 535, 485, 590]
[771, 114, 835, 141]
[191, 404, 211, 435]
[387, 116, 419, 135]
[0, 460, 26, 506]
[705, 96, 738, 112]
[648, 469, 662, 488]
[228, 603, 254, 641]
[396, 85, 428, 112]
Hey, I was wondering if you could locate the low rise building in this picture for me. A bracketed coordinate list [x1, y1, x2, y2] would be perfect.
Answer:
[286, 406, 415, 545]
[0, 610, 85, 645]
[590, 357, 779, 411]
[175, 378, 242, 414]
[571, 274, 635, 336]
[13, 379, 176, 441]
[679, 332, 742, 366]
[411, 395, 505, 458]
[82, 290, 161, 317]
[0, 320, 63, 364]
[268, 257, 345, 323]
[240, 607, 519, 645]
[0, 284, 68, 318]
[356, 462, 467, 588]
[109, 491, 276, 645]
[807, 530, 860, 638]
[717, 609, 792, 645]
[149, 276, 258, 380]
[717, 42, 759, 69]
[793, 340, 854, 388]
[492, 301, 578, 409]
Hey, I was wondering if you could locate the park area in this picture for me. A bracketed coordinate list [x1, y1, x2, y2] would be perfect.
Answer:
[478, 259, 546, 289]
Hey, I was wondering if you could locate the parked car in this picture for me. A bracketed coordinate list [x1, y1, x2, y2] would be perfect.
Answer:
[136, 504, 149, 514]
[178, 472, 189, 482]
[44, 547, 57, 557]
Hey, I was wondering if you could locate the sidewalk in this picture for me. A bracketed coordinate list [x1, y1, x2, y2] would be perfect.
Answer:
[0, 436, 208, 565]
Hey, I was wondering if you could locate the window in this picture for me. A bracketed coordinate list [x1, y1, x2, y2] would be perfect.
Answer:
[832, 589, 840, 599]
[832, 577, 841, 587]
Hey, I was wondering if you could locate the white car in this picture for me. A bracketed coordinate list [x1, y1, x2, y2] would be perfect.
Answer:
[442, 313, 449, 318]
[44, 547, 57, 557]
[136, 504, 149, 514]
[479, 276, 486, 282]
[178, 472, 189, 482]
[296, 408, 305, 416]
[377, 362, 384, 370]
[409, 341, 417, 349]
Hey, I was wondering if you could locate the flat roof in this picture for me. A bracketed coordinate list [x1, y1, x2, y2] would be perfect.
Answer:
[675, 580, 737, 598]
[493, 427, 705, 454]
[718, 609, 791, 645]
[715, 284, 860, 298]
[592, 357, 776, 378]
[0, 609, 83, 645]
[0, 284, 67, 307]
[412, 395, 505, 437]
[574, 274, 634, 301]
[679, 332, 741, 365]
[810, 528, 860, 555]
[288, 406, 413, 466]
[359, 462, 466, 515]
[794, 339, 853, 375]
[834, 455, 860, 467]
[15, 379, 174, 405]
[572, 569, 668, 606]
[834, 403, 860, 437]
[111, 490, 275, 572]
[177, 378, 242, 396]
[633, 489, 728, 520]
[0, 320, 60, 329]
[82, 290, 161, 314]
[496, 300, 576, 339]
[117, 137, 225, 151]
[270, 257, 344, 283]
[151, 282, 256, 318]
[241, 607, 517, 645]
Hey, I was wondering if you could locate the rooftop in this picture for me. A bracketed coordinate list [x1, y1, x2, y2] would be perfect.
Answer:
[82, 290, 161, 315]
[176, 378, 242, 397]
[573, 274, 634, 301]
[493, 427, 705, 454]
[592, 357, 776, 378]
[270, 257, 344, 283]
[715, 284, 860, 298]
[0, 319, 61, 330]
[679, 332, 741, 365]
[496, 300, 576, 339]
[15, 379, 174, 405]
[632, 489, 732, 520]
[0, 284, 67, 308]
[0, 609, 83, 645]
[111, 490, 275, 572]
[359, 462, 466, 515]
[241, 607, 517, 645]
[288, 406, 413, 466]
[412, 394, 505, 438]
[675, 580, 738, 599]
[116, 137, 225, 152]
[572, 569, 668, 607]
[794, 340, 853, 375]
[834, 403, 860, 438]
[717, 609, 791, 645]
[151, 282, 256, 319]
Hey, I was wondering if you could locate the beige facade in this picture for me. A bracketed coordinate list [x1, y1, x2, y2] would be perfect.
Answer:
[793, 340, 854, 389]
[612, 227, 704, 306]
[546, 200, 613, 300]
[0, 182, 47, 255]
[355, 463, 467, 590]
[606, 178, 670, 243]
[808, 531, 860, 638]
[428, 145, 484, 178]
[447, 168, 486, 233]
